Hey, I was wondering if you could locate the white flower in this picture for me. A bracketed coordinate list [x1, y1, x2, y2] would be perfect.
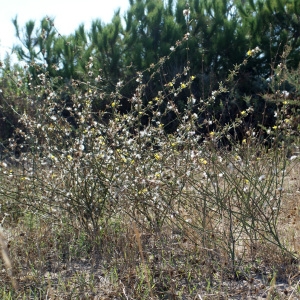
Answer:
[170, 46, 175, 51]
[278, 63, 283, 69]
[255, 46, 261, 52]
[282, 90, 289, 98]
[95, 75, 102, 82]
[183, 9, 190, 16]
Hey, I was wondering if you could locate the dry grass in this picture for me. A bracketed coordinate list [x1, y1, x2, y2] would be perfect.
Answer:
[0, 161, 299, 299]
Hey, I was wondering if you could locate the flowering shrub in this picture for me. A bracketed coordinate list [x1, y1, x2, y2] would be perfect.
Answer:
[0, 25, 300, 296]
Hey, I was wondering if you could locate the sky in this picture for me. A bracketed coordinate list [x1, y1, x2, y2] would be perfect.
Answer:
[0, 0, 130, 61]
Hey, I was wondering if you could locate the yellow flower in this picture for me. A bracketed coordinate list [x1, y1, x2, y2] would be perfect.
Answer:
[154, 153, 161, 161]
[111, 102, 116, 108]
[247, 50, 252, 56]
[168, 82, 173, 87]
[191, 75, 196, 80]
[240, 110, 247, 116]
[234, 155, 241, 161]
[199, 158, 207, 165]
[181, 83, 187, 89]
[272, 125, 277, 130]
[67, 155, 73, 161]
[242, 139, 247, 144]
[138, 188, 148, 195]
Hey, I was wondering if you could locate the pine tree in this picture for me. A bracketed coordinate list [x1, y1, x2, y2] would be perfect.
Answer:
[236, 0, 300, 73]
[89, 10, 123, 83]
[10, 0, 300, 127]
[12, 17, 61, 80]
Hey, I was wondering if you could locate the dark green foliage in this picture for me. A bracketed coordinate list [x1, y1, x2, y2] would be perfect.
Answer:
[1, 0, 300, 142]
[0, 57, 28, 153]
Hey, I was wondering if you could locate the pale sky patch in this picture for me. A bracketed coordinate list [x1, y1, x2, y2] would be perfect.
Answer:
[0, 0, 130, 60]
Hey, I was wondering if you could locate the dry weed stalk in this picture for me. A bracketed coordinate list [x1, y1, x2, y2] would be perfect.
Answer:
[134, 223, 154, 299]
[0, 227, 18, 290]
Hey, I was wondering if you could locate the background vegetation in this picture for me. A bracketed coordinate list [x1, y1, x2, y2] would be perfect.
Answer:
[1, 0, 299, 141]
[0, 0, 300, 298]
